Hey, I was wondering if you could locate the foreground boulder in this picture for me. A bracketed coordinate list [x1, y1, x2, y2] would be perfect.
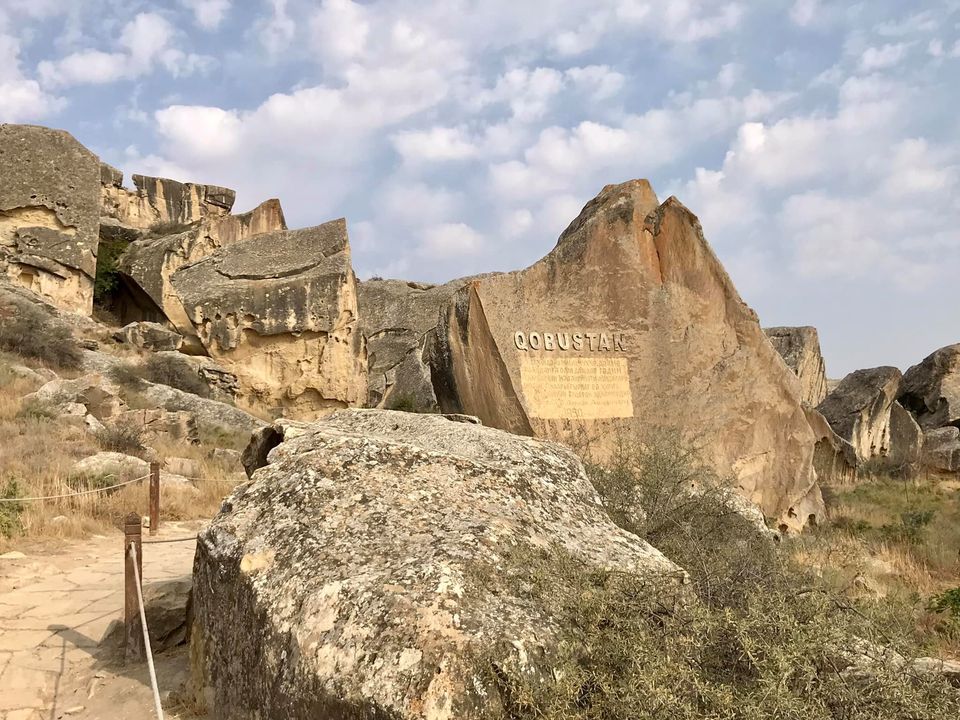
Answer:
[190, 410, 685, 718]
[764, 326, 828, 406]
[899, 344, 960, 431]
[170, 219, 367, 418]
[431, 181, 820, 529]
[0, 124, 101, 315]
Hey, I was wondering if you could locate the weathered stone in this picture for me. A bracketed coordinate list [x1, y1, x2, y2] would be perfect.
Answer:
[103, 577, 192, 653]
[25, 373, 124, 420]
[100, 173, 236, 231]
[764, 326, 828, 406]
[190, 409, 686, 719]
[431, 181, 820, 530]
[357, 277, 488, 410]
[99, 162, 123, 188]
[898, 344, 960, 431]
[112, 408, 199, 445]
[165, 456, 201, 478]
[240, 419, 311, 478]
[887, 401, 923, 472]
[804, 406, 858, 486]
[0, 124, 101, 314]
[113, 321, 183, 352]
[149, 351, 239, 402]
[817, 367, 902, 466]
[72, 452, 148, 480]
[139, 380, 266, 436]
[114, 199, 287, 345]
[922, 427, 960, 473]
[171, 220, 367, 419]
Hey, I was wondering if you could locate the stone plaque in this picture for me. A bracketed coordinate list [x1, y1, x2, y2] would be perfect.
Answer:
[519, 356, 634, 420]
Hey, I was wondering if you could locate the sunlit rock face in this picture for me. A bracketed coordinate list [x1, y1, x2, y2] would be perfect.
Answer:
[189, 409, 686, 720]
[765, 326, 829, 407]
[0, 124, 101, 315]
[171, 219, 367, 419]
[430, 180, 822, 531]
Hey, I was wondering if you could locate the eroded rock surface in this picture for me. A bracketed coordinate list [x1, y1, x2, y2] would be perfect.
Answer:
[100, 171, 236, 231]
[899, 344, 960, 431]
[431, 181, 820, 529]
[0, 124, 101, 314]
[923, 427, 960, 473]
[190, 409, 685, 719]
[113, 321, 183, 352]
[357, 277, 487, 410]
[805, 406, 858, 486]
[817, 367, 902, 467]
[764, 326, 829, 406]
[171, 220, 367, 418]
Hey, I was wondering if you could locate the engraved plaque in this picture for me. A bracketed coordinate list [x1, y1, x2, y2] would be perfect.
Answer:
[519, 356, 634, 420]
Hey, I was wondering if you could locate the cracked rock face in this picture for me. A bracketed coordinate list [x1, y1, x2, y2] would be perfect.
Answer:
[0, 124, 101, 314]
[357, 277, 492, 411]
[431, 180, 820, 530]
[100, 171, 236, 231]
[170, 219, 367, 418]
[189, 409, 686, 720]
[898, 344, 960, 431]
[764, 326, 829, 406]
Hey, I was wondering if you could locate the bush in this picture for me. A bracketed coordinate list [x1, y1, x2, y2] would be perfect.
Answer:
[0, 479, 24, 538]
[929, 588, 960, 618]
[93, 236, 129, 305]
[95, 424, 146, 456]
[880, 510, 936, 545]
[0, 298, 82, 369]
[143, 354, 210, 397]
[15, 396, 61, 421]
[586, 429, 778, 608]
[108, 361, 147, 390]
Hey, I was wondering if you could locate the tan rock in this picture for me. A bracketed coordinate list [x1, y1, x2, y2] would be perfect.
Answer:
[100, 172, 235, 231]
[817, 367, 902, 466]
[804, 406, 858, 486]
[922, 427, 960, 473]
[431, 181, 820, 529]
[25, 373, 124, 421]
[898, 344, 960, 430]
[170, 219, 367, 419]
[764, 326, 828, 406]
[114, 199, 287, 349]
[0, 124, 101, 314]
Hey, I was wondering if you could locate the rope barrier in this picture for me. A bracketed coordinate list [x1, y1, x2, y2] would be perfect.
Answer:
[142, 535, 198, 544]
[0, 473, 151, 503]
[129, 542, 165, 720]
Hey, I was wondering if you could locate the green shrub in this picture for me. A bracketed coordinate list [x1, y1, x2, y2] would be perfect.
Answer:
[0, 479, 24, 538]
[93, 236, 130, 305]
[144, 354, 210, 397]
[15, 396, 61, 421]
[94, 424, 146, 456]
[0, 298, 82, 369]
[880, 510, 936, 545]
[929, 588, 960, 618]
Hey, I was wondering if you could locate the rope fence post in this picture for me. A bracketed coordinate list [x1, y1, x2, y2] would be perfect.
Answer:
[149, 461, 160, 536]
[124, 511, 145, 663]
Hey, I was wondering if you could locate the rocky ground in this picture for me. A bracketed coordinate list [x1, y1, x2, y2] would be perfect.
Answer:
[0, 522, 200, 720]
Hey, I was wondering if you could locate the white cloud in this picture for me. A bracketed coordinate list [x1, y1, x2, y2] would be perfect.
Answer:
[154, 105, 242, 160]
[418, 222, 483, 257]
[858, 43, 908, 71]
[179, 0, 231, 30]
[0, 32, 63, 121]
[565, 65, 626, 101]
[310, 0, 370, 67]
[391, 127, 478, 163]
[789, 0, 819, 27]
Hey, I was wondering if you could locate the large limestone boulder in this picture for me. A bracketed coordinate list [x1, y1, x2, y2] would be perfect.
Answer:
[804, 406, 858, 486]
[189, 409, 685, 718]
[764, 326, 828, 406]
[0, 124, 101, 314]
[922, 427, 960, 473]
[139, 380, 266, 435]
[113, 321, 183, 352]
[431, 181, 820, 529]
[357, 277, 488, 410]
[170, 220, 367, 418]
[816, 367, 903, 467]
[100, 171, 236, 231]
[898, 344, 960, 431]
[25, 373, 124, 421]
[114, 199, 286, 347]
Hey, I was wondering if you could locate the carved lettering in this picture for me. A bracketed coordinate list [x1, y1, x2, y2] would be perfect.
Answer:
[544, 332, 555, 351]
[515, 332, 528, 350]
[529, 332, 542, 350]
[519, 356, 634, 419]
[513, 331, 627, 352]
[557, 332, 571, 350]
[573, 333, 584, 350]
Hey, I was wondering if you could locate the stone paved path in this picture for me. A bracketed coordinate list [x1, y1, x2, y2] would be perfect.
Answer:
[0, 523, 200, 720]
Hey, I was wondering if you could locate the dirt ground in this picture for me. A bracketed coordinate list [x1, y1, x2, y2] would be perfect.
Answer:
[0, 522, 204, 720]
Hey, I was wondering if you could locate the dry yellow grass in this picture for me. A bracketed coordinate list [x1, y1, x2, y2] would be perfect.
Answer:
[0, 354, 245, 551]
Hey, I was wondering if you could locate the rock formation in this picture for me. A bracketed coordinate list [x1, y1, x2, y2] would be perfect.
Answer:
[816, 367, 922, 472]
[805, 406, 858, 485]
[431, 181, 821, 529]
[170, 220, 367, 418]
[0, 124, 101, 314]
[114, 198, 286, 348]
[898, 344, 960, 431]
[764, 326, 828, 406]
[113, 321, 183, 352]
[923, 427, 960, 473]
[357, 277, 487, 410]
[100, 170, 236, 231]
[190, 409, 685, 719]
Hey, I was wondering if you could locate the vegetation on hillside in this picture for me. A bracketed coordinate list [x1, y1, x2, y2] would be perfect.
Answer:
[0, 296, 82, 369]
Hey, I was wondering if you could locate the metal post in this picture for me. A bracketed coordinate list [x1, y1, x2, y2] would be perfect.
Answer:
[149, 462, 160, 536]
[124, 512, 145, 662]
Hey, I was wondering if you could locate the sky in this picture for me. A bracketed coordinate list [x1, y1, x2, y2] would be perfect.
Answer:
[1, 0, 958, 377]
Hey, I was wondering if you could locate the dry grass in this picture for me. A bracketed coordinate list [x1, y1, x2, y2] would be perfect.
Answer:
[0, 354, 245, 552]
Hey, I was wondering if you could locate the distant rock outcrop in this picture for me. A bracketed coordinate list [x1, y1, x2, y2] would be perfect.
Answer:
[0, 124, 101, 315]
[100, 170, 236, 231]
[431, 181, 821, 530]
[898, 344, 960, 431]
[923, 427, 960, 472]
[170, 220, 367, 418]
[190, 409, 685, 719]
[764, 326, 828, 406]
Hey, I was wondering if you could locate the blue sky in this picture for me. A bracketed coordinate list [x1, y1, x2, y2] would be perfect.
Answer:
[1, 0, 958, 377]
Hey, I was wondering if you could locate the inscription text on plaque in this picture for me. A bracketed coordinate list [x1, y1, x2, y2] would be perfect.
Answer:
[519, 356, 634, 420]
